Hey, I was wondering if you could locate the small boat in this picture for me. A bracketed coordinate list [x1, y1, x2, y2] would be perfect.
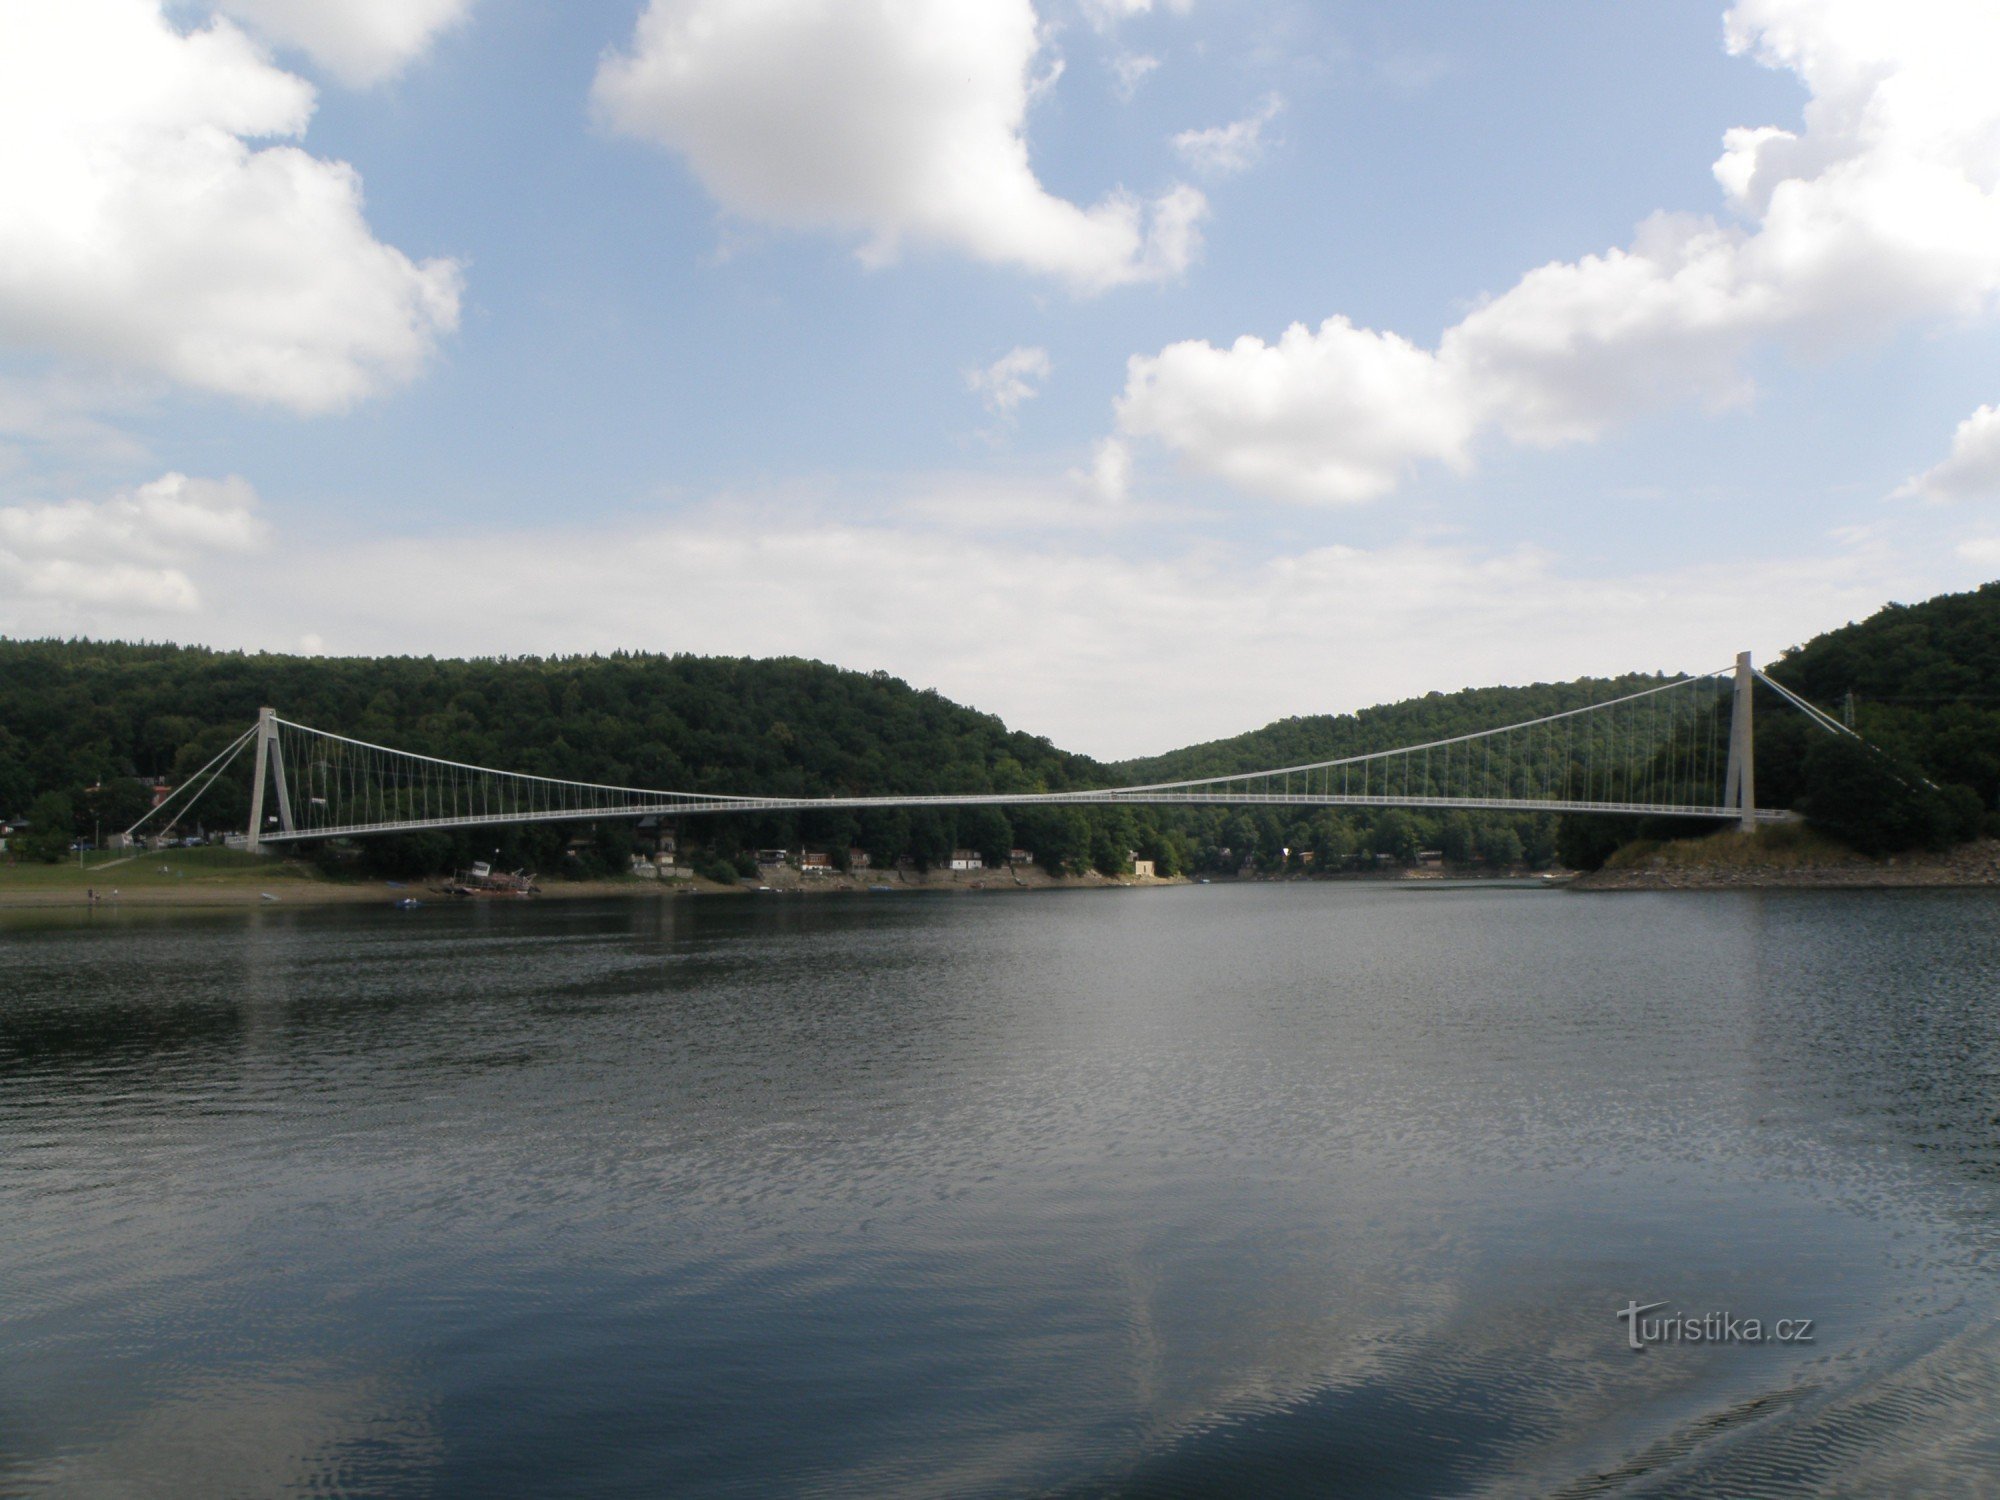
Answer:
[393, 896, 422, 910]
[441, 863, 540, 898]
[258, 892, 279, 902]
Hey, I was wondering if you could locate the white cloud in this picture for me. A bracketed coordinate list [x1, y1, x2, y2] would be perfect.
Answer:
[592, 0, 1208, 293]
[0, 0, 462, 414]
[1079, 437, 1131, 503]
[0, 472, 265, 613]
[8, 484, 1969, 758]
[1080, 0, 1191, 31]
[1118, 0, 2000, 503]
[1957, 536, 2000, 565]
[260, 525, 1942, 758]
[1109, 51, 1159, 102]
[1118, 317, 1477, 503]
[1172, 95, 1282, 178]
[1897, 404, 2000, 502]
[967, 346, 1053, 418]
[212, 0, 476, 86]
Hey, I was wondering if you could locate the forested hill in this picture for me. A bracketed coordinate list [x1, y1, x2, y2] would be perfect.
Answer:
[1775, 580, 2000, 703]
[0, 640, 1100, 816]
[7, 578, 1997, 874]
[1120, 579, 2000, 825]
[1111, 673, 1677, 783]
[1763, 580, 2000, 813]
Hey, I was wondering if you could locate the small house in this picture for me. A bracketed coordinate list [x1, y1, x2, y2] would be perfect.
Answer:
[947, 849, 984, 871]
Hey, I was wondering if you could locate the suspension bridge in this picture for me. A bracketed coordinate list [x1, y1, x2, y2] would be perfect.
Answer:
[130, 653, 1868, 852]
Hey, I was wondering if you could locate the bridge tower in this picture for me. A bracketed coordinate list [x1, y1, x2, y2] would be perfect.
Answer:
[245, 707, 295, 854]
[1723, 651, 1756, 832]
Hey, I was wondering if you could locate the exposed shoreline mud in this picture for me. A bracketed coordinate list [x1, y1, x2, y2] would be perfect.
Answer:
[1571, 838, 2000, 891]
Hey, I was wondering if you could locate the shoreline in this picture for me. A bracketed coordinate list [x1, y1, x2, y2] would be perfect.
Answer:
[0, 862, 1184, 910]
[1570, 837, 2000, 891]
[13, 842, 2000, 909]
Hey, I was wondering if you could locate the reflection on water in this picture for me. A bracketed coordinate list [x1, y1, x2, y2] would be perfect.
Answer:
[3, 886, 1999, 1497]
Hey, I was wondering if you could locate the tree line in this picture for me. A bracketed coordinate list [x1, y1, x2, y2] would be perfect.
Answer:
[5, 582, 1997, 874]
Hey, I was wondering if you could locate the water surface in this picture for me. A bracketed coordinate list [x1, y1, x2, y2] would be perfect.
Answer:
[4, 885, 1999, 1497]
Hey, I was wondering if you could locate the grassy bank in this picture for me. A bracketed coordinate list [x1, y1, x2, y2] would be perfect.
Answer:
[0, 848, 655, 908]
[0, 846, 331, 901]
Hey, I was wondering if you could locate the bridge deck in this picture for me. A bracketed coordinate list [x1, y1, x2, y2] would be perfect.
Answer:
[256, 792, 1790, 844]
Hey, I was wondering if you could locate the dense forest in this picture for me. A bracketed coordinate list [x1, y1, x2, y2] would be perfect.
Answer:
[3, 579, 1997, 876]
[1749, 583, 2000, 855]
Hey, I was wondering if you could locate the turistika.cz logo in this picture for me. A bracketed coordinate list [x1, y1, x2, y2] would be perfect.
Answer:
[1616, 1300, 1815, 1350]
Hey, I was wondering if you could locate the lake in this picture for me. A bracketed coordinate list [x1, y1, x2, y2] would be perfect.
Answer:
[4, 884, 1999, 1497]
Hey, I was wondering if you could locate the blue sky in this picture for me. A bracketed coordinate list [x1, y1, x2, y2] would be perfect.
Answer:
[5, 0, 2000, 756]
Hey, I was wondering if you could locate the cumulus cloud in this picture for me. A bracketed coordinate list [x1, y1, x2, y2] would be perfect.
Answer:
[1109, 52, 1159, 102]
[1897, 404, 2000, 502]
[0, 0, 462, 413]
[967, 346, 1052, 418]
[0, 472, 266, 613]
[1118, 317, 1477, 503]
[1119, 0, 2000, 503]
[592, 0, 1208, 293]
[1172, 95, 1282, 178]
[213, 0, 477, 86]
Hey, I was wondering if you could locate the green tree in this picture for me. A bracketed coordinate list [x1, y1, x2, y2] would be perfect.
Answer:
[1370, 809, 1418, 861]
[88, 777, 156, 840]
[1439, 812, 1479, 865]
[1308, 812, 1356, 868]
[1482, 823, 1525, 867]
[1089, 809, 1138, 875]
[1555, 814, 1641, 871]
[860, 809, 911, 871]
[1023, 808, 1090, 874]
[1799, 737, 1957, 855]
[959, 806, 1014, 867]
[19, 791, 76, 863]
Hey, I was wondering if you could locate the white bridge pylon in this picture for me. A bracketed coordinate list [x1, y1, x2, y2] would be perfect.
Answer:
[186, 655, 1855, 852]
